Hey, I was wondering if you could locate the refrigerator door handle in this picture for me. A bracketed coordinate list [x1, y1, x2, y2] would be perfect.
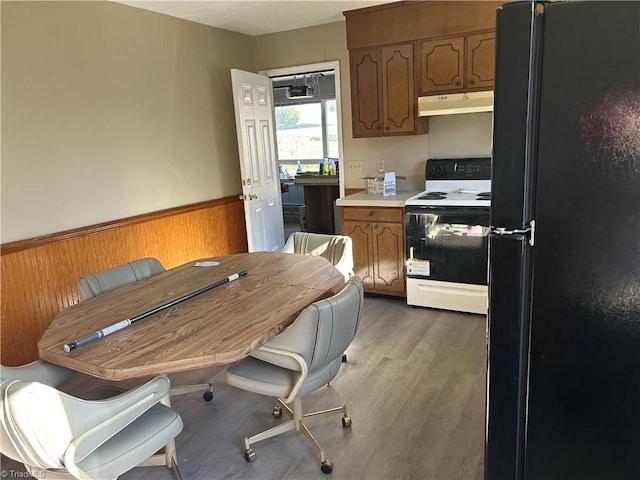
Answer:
[491, 220, 535, 246]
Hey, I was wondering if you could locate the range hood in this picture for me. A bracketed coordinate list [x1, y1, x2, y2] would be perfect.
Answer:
[418, 91, 494, 116]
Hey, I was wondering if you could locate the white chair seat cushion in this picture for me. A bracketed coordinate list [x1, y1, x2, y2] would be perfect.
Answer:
[226, 355, 342, 399]
[76, 403, 182, 479]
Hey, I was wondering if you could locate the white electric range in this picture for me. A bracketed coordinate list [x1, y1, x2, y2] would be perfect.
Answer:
[404, 157, 492, 314]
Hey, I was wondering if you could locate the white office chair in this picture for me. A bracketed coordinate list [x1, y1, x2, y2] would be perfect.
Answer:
[77, 257, 166, 301]
[281, 232, 354, 282]
[0, 375, 183, 480]
[226, 276, 364, 474]
[78, 258, 215, 401]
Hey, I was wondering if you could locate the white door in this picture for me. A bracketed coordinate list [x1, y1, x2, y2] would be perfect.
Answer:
[231, 69, 284, 252]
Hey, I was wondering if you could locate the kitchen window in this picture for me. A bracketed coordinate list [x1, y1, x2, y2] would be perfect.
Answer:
[275, 100, 338, 177]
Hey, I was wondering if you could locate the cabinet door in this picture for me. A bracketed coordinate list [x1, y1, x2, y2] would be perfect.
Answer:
[371, 222, 405, 294]
[466, 31, 495, 90]
[350, 48, 383, 137]
[342, 220, 375, 290]
[381, 43, 416, 134]
[419, 36, 464, 95]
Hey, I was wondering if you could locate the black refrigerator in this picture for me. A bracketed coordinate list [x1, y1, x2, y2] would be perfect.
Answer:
[486, 1, 640, 479]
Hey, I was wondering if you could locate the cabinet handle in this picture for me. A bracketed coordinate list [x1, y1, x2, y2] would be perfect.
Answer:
[455, 80, 462, 87]
[373, 224, 379, 230]
[469, 79, 475, 85]
[365, 223, 370, 229]
[368, 211, 374, 217]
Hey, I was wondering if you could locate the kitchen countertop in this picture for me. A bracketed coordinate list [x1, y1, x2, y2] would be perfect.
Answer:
[281, 175, 339, 186]
[335, 190, 419, 208]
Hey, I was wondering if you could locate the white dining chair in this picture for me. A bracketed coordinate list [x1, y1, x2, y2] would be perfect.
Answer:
[226, 276, 364, 474]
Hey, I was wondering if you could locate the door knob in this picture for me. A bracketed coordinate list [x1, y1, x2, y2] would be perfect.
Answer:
[249, 194, 258, 200]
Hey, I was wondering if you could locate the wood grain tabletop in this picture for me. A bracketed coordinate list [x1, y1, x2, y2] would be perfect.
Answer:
[38, 252, 345, 380]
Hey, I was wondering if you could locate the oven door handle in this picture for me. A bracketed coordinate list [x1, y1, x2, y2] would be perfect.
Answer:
[415, 283, 487, 297]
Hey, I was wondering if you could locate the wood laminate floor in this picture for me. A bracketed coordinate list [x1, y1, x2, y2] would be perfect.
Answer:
[1, 295, 487, 480]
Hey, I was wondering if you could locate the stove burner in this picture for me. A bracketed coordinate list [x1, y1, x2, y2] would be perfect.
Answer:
[419, 192, 447, 200]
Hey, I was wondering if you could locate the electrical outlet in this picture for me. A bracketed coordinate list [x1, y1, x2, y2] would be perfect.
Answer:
[347, 160, 363, 173]
[376, 160, 385, 172]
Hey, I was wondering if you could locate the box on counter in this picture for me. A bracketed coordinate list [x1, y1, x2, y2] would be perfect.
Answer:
[364, 172, 396, 196]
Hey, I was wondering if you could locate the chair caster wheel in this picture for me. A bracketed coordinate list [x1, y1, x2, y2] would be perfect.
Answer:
[342, 354, 347, 363]
[244, 448, 256, 462]
[321, 459, 334, 474]
[203, 391, 214, 401]
[273, 405, 283, 418]
[342, 415, 352, 428]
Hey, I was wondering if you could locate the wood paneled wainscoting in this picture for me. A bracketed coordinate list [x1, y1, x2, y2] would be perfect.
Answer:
[0, 197, 248, 367]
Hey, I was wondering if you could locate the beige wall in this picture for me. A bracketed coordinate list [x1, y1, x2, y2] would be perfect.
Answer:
[428, 112, 494, 158]
[1, 1, 253, 243]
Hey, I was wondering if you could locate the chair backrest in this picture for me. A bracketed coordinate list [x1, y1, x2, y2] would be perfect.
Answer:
[252, 276, 364, 373]
[78, 257, 165, 300]
[0, 361, 74, 467]
[281, 232, 354, 281]
[0, 375, 174, 475]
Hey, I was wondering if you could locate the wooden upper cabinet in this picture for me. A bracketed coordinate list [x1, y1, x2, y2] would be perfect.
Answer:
[419, 36, 465, 94]
[350, 42, 420, 138]
[350, 48, 383, 136]
[344, 1, 501, 137]
[419, 30, 496, 96]
[466, 31, 496, 90]
[344, 1, 503, 50]
[381, 43, 415, 134]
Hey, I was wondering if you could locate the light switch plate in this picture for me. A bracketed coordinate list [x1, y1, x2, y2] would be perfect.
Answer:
[347, 160, 363, 172]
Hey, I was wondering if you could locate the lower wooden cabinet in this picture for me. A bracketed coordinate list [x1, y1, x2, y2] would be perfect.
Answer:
[341, 206, 405, 296]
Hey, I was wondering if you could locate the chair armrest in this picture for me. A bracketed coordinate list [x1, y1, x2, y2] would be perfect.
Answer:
[0, 360, 72, 386]
[63, 375, 171, 475]
[332, 238, 354, 282]
[280, 235, 295, 253]
[254, 345, 308, 403]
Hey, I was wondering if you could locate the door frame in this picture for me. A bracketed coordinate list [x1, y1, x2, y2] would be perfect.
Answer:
[260, 60, 345, 198]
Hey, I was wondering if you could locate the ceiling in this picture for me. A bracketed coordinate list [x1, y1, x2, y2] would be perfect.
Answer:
[116, 1, 395, 36]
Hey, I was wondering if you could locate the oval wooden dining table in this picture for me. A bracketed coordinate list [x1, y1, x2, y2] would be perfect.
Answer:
[38, 251, 345, 381]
